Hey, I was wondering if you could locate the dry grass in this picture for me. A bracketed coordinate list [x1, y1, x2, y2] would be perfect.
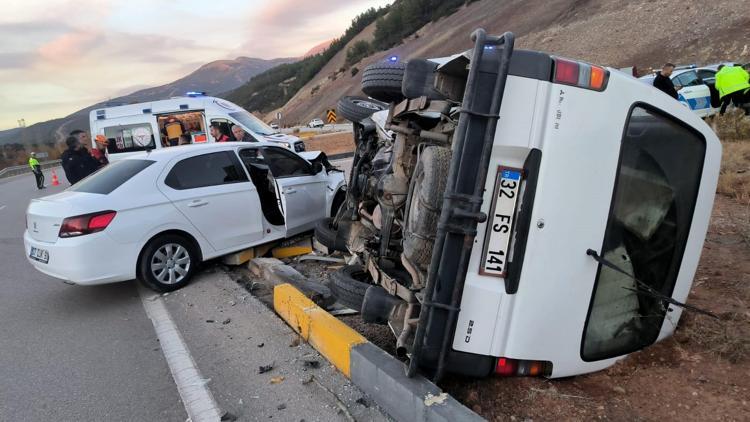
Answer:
[677, 310, 750, 364]
[707, 109, 750, 141]
[303, 132, 354, 156]
[707, 111, 750, 203]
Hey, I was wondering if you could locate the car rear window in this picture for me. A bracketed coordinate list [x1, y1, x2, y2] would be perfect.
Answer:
[582, 106, 706, 361]
[70, 159, 155, 194]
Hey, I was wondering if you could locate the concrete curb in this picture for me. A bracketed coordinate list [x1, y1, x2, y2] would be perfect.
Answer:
[272, 283, 483, 422]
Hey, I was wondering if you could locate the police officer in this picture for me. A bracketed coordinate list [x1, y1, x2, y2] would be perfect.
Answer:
[61, 136, 99, 185]
[28, 152, 45, 190]
[715, 64, 750, 115]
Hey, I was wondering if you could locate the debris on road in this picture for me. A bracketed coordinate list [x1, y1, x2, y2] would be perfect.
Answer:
[270, 376, 285, 384]
[277, 403, 287, 410]
[220, 410, 238, 421]
[303, 359, 320, 369]
[258, 364, 274, 374]
[205, 319, 214, 323]
[222, 318, 231, 325]
[257, 342, 264, 348]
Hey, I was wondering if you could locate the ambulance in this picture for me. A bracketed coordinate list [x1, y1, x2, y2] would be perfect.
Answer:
[89, 93, 305, 159]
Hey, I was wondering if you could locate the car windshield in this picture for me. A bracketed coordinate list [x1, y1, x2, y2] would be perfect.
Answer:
[69, 159, 155, 194]
[228, 110, 277, 136]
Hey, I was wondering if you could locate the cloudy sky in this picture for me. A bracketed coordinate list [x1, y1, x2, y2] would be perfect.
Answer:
[0, 0, 391, 130]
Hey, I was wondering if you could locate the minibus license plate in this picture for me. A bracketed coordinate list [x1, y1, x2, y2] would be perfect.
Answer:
[30, 247, 49, 264]
[481, 167, 522, 277]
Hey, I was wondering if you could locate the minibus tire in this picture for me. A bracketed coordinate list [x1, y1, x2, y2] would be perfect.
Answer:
[314, 218, 348, 253]
[330, 265, 372, 311]
[337, 96, 388, 123]
[403, 146, 451, 270]
[361, 61, 406, 103]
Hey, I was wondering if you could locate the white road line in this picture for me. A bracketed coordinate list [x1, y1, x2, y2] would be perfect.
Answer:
[138, 285, 222, 422]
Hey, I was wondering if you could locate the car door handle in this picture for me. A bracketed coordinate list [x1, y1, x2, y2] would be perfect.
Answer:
[284, 188, 297, 194]
[187, 200, 209, 208]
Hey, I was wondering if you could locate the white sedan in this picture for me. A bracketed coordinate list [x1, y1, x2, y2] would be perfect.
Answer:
[24, 142, 346, 291]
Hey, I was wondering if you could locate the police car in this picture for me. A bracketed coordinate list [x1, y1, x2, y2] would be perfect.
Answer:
[640, 65, 724, 117]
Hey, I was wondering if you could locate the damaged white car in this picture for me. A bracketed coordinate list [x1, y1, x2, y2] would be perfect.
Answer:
[315, 29, 721, 380]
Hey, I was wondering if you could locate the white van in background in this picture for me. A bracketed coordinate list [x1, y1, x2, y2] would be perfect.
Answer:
[89, 93, 305, 160]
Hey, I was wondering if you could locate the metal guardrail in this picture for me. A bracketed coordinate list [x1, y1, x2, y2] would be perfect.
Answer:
[0, 160, 62, 179]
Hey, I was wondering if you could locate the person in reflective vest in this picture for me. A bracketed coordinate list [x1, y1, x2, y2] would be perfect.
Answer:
[715, 64, 750, 115]
[28, 152, 45, 190]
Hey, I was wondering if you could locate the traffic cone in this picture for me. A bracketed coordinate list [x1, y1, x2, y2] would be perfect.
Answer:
[51, 170, 60, 186]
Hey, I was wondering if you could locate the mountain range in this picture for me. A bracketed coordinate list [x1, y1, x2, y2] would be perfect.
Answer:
[0, 56, 294, 146]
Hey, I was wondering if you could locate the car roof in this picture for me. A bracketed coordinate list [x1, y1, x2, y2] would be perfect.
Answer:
[121, 141, 284, 161]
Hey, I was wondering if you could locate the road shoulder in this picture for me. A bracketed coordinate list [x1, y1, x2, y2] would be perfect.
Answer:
[160, 267, 388, 421]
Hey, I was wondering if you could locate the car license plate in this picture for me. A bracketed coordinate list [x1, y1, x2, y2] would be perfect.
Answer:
[480, 167, 523, 277]
[29, 246, 49, 264]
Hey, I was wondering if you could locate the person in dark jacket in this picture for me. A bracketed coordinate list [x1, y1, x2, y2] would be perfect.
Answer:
[652, 63, 678, 99]
[61, 136, 99, 185]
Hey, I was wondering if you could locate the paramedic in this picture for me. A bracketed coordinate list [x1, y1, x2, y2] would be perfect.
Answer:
[210, 123, 230, 142]
[652, 63, 678, 99]
[28, 152, 45, 189]
[231, 125, 256, 142]
[715, 64, 750, 115]
[164, 117, 185, 146]
[91, 135, 109, 168]
[61, 136, 99, 185]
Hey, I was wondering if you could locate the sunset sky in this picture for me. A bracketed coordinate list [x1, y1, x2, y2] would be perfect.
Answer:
[0, 0, 392, 130]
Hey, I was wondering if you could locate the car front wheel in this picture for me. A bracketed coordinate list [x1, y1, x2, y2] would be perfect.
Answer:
[137, 234, 198, 292]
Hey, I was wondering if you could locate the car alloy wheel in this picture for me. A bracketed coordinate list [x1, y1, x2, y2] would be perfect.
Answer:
[150, 243, 191, 285]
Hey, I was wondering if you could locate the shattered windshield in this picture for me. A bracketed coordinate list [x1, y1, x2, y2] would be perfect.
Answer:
[582, 106, 706, 361]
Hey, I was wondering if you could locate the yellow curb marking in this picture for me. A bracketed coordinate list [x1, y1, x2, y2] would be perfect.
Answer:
[273, 283, 367, 377]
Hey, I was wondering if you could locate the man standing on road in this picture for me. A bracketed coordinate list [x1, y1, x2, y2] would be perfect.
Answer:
[653, 63, 678, 99]
[715, 64, 750, 115]
[231, 125, 256, 142]
[61, 136, 99, 185]
[28, 152, 45, 190]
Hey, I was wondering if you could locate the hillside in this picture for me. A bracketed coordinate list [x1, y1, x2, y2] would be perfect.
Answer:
[269, 0, 750, 125]
[0, 56, 294, 148]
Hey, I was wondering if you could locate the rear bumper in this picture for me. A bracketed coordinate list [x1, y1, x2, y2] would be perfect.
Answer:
[23, 230, 137, 285]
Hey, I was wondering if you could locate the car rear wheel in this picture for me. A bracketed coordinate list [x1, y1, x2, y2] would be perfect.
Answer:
[137, 234, 198, 292]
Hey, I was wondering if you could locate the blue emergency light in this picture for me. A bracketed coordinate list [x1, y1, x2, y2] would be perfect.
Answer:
[388, 56, 398, 63]
[185, 91, 206, 97]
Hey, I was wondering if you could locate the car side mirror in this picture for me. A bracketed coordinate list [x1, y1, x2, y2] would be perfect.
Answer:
[312, 161, 323, 174]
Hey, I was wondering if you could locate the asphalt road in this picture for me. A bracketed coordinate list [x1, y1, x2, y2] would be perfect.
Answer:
[0, 167, 382, 421]
[0, 170, 185, 421]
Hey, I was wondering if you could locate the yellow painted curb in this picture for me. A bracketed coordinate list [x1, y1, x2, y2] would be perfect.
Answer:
[273, 283, 367, 377]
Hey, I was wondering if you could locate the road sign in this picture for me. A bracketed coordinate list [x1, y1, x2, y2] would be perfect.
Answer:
[276, 112, 282, 120]
[326, 109, 337, 124]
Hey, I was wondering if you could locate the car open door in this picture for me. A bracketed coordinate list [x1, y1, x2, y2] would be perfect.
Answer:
[159, 150, 265, 252]
[674, 70, 713, 117]
[259, 146, 328, 235]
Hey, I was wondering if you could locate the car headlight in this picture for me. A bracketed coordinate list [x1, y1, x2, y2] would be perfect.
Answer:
[282, 142, 291, 149]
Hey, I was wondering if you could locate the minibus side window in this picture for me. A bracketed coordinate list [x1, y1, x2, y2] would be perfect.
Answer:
[582, 106, 706, 361]
[104, 123, 156, 154]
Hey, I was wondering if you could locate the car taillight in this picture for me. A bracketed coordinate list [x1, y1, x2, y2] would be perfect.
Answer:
[59, 211, 117, 238]
[494, 357, 552, 377]
[553, 57, 609, 91]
